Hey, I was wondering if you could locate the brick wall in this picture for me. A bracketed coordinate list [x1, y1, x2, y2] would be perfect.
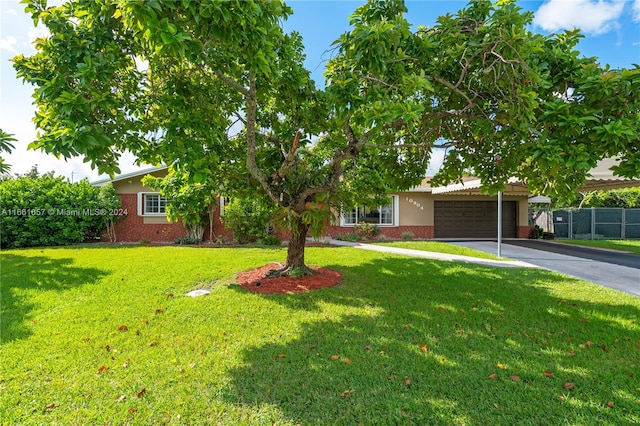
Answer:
[517, 225, 534, 239]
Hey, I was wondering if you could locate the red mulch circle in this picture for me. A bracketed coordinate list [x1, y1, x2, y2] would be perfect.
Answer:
[236, 263, 342, 294]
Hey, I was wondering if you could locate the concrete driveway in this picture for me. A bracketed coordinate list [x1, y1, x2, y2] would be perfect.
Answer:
[450, 240, 639, 297]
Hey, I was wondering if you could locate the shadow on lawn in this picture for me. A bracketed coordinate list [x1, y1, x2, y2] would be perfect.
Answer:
[223, 256, 640, 425]
[0, 253, 108, 343]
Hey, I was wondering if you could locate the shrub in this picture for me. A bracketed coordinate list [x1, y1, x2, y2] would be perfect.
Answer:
[353, 222, 381, 240]
[401, 231, 414, 240]
[223, 198, 273, 244]
[336, 233, 359, 242]
[0, 173, 122, 248]
[529, 225, 544, 239]
[262, 235, 282, 246]
[175, 236, 202, 245]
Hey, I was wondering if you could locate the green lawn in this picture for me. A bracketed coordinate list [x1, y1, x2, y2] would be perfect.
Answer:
[370, 240, 504, 260]
[2, 246, 639, 425]
[556, 239, 640, 255]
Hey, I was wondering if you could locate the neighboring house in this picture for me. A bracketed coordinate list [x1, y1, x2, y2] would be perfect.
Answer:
[93, 167, 534, 242]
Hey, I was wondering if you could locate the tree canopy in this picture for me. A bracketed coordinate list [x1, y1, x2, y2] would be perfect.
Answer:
[13, 0, 639, 274]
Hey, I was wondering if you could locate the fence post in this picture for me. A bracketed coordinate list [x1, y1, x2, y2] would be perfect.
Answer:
[569, 209, 573, 239]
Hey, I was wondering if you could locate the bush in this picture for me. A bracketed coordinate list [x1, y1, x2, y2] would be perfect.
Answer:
[529, 225, 544, 239]
[223, 198, 273, 244]
[0, 173, 122, 248]
[262, 235, 282, 246]
[336, 233, 359, 242]
[401, 231, 414, 240]
[353, 222, 381, 240]
[175, 236, 202, 245]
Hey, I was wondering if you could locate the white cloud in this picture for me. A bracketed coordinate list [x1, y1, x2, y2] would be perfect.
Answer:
[6, 8, 18, 16]
[0, 35, 18, 54]
[533, 0, 625, 35]
[633, 0, 640, 21]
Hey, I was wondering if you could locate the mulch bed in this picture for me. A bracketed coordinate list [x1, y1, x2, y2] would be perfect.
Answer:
[236, 263, 342, 294]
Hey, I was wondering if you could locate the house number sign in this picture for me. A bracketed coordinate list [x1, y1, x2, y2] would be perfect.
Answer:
[405, 197, 424, 210]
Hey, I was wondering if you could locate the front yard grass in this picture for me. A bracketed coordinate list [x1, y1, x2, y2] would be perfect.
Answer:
[371, 240, 504, 260]
[556, 239, 640, 255]
[2, 246, 639, 425]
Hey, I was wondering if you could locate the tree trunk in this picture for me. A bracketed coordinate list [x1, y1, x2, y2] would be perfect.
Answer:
[266, 214, 312, 277]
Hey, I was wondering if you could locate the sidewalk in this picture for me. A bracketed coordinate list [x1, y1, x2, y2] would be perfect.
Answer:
[327, 239, 537, 269]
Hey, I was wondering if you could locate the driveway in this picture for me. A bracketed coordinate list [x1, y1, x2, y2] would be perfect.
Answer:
[449, 240, 640, 297]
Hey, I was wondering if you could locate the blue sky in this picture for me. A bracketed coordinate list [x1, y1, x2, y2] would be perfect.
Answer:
[1, 0, 639, 181]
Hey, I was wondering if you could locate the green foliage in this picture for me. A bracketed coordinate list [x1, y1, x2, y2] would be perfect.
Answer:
[223, 198, 273, 244]
[353, 222, 381, 240]
[142, 168, 217, 241]
[336, 233, 359, 242]
[580, 187, 640, 208]
[529, 225, 544, 239]
[0, 129, 16, 174]
[261, 235, 282, 246]
[0, 173, 121, 248]
[175, 236, 202, 245]
[401, 231, 414, 241]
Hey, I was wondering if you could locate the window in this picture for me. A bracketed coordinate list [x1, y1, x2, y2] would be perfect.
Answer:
[341, 196, 398, 226]
[137, 193, 168, 216]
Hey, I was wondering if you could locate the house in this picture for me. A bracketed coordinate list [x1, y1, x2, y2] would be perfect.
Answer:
[93, 167, 535, 242]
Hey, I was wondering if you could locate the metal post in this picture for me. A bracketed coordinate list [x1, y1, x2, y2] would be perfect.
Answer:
[497, 191, 502, 258]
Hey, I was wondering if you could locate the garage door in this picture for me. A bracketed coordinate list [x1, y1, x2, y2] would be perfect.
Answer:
[434, 201, 516, 238]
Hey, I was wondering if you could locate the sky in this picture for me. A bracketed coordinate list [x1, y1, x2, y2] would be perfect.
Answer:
[1, 0, 639, 182]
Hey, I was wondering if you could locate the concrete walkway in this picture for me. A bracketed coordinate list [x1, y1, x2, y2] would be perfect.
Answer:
[327, 239, 536, 268]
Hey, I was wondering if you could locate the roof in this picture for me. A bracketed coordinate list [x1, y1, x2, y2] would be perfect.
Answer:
[407, 158, 640, 195]
[91, 166, 168, 187]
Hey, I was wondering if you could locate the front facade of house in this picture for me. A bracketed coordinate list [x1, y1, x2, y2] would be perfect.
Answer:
[94, 168, 533, 242]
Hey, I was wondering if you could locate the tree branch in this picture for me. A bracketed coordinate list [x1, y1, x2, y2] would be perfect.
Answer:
[215, 70, 249, 97]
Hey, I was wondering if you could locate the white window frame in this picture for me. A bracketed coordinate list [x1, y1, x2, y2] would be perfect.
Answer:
[137, 192, 168, 216]
[340, 195, 399, 227]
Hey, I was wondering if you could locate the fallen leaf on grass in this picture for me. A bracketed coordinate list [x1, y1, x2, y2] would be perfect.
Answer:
[167, 293, 174, 298]
[405, 377, 411, 387]
[387, 374, 394, 380]
[403, 324, 410, 330]
[489, 373, 498, 380]
[420, 345, 428, 352]
[511, 376, 520, 382]
[155, 308, 164, 314]
[136, 388, 147, 398]
[364, 345, 372, 351]
[128, 408, 138, 413]
[118, 325, 128, 331]
[148, 340, 158, 347]
[115, 395, 125, 402]
[343, 357, 351, 365]
[567, 350, 576, 357]
[543, 370, 554, 377]
[497, 363, 506, 369]
[564, 383, 575, 390]
[97, 365, 109, 373]
[607, 401, 614, 408]
[277, 353, 286, 358]
[600, 344, 607, 352]
[44, 403, 57, 411]
[330, 355, 340, 360]
[340, 389, 352, 398]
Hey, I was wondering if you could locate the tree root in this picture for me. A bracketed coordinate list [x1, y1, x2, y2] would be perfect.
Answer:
[265, 263, 313, 278]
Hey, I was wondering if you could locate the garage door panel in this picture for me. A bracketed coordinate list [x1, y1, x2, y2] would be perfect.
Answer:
[434, 201, 517, 238]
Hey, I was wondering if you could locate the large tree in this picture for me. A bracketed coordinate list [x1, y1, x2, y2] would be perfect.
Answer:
[14, 0, 639, 275]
